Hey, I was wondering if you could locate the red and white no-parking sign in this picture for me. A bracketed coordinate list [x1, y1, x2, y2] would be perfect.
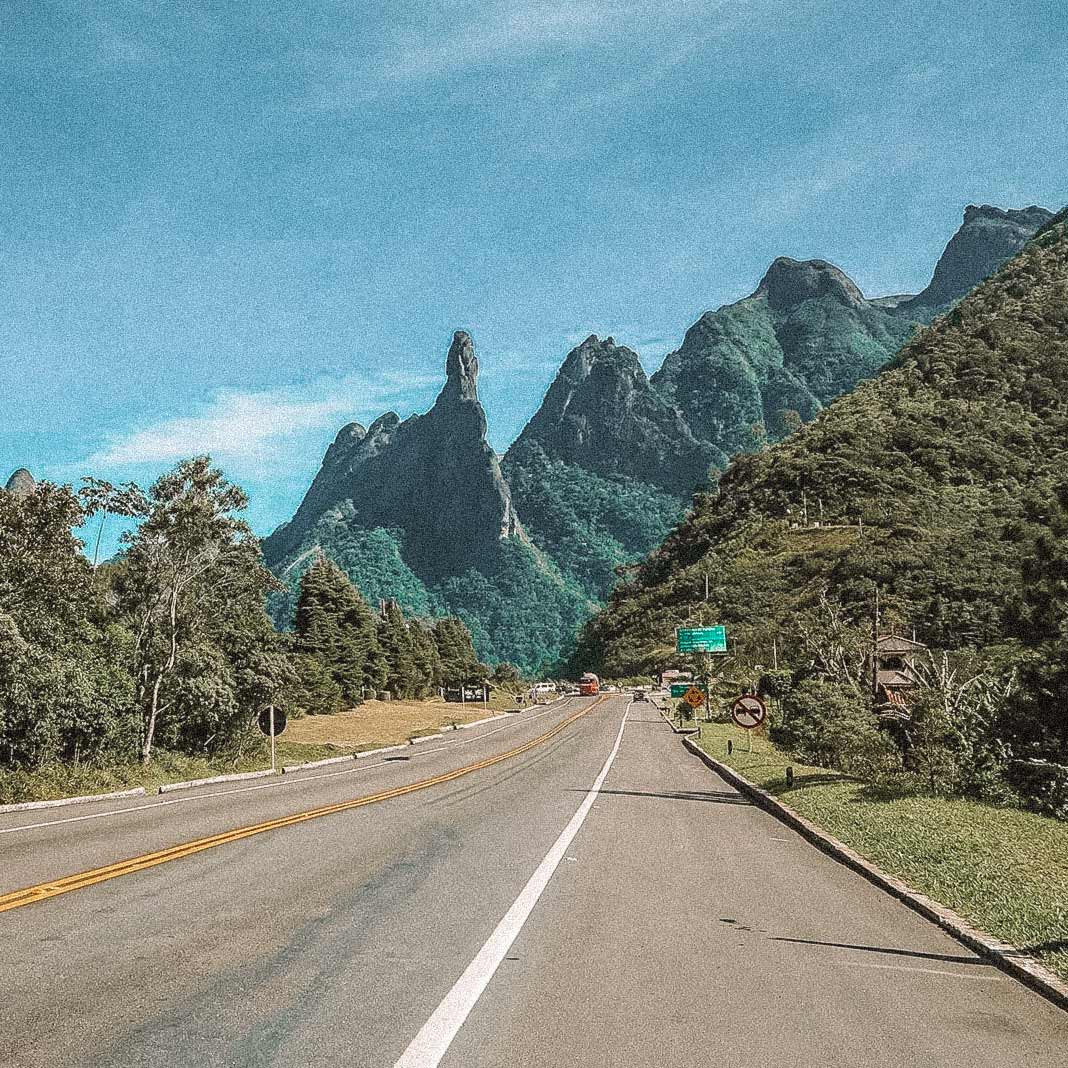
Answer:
[731, 694, 767, 729]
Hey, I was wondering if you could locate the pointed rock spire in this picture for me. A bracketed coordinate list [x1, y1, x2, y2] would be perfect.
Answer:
[442, 330, 480, 403]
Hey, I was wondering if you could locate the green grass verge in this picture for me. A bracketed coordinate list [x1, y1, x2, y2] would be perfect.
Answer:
[694, 721, 1068, 983]
[0, 739, 356, 806]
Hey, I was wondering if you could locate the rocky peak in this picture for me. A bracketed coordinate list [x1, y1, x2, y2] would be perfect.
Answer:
[755, 257, 866, 311]
[264, 331, 522, 580]
[441, 330, 479, 403]
[506, 335, 716, 494]
[902, 203, 1054, 310]
[4, 468, 36, 497]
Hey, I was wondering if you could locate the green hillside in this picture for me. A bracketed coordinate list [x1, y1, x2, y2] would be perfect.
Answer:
[577, 212, 1068, 801]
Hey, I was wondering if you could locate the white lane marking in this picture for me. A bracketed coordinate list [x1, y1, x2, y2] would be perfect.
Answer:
[0, 703, 577, 836]
[840, 961, 1005, 981]
[393, 703, 631, 1068]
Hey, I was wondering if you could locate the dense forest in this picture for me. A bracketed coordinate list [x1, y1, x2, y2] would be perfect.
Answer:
[578, 210, 1068, 815]
[0, 458, 492, 773]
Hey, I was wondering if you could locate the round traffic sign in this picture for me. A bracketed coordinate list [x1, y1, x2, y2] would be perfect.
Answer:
[258, 707, 287, 737]
[731, 694, 766, 730]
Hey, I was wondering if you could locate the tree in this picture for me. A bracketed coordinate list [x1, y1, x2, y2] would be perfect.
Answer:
[433, 617, 484, 685]
[78, 477, 148, 568]
[119, 458, 284, 763]
[377, 601, 419, 698]
[0, 481, 135, 768]
[294, 557, 380, 705]
[409, 619, 443, 696]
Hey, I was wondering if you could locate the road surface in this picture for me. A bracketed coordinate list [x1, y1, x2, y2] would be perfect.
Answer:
[2, 694, 1065, 1067]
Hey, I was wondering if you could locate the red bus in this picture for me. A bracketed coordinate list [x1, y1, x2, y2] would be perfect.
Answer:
[578, 672, 600, 696]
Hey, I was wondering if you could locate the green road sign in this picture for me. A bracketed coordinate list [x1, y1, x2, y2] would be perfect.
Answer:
[670, 682, 707, 697]
[676, 626, 727, 654]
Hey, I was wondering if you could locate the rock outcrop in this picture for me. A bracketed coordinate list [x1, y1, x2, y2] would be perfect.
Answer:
[264, 331, 522, 581]
[651, 257, 915, 457]
[899, 205, 1054, 311]
[4, 469, 36, 497]
[506, 335, 717, 494]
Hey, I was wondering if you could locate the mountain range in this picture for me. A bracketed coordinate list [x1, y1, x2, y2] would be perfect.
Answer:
[577, 205, 1068, 759]
[263, 204, 1053, 673]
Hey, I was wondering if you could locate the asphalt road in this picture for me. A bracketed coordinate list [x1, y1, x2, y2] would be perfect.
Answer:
[2, 694, 1065, 1067]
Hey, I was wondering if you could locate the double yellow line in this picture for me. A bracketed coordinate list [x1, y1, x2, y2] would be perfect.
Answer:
[0, 695, 607, 915]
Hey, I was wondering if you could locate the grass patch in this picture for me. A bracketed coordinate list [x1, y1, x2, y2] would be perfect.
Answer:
[694, 720, 1068, 983]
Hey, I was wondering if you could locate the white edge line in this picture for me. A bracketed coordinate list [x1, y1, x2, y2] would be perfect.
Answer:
[393, 701, 630, 1068]
[0, 699, 584, 835]
[0, 787, 146, 813]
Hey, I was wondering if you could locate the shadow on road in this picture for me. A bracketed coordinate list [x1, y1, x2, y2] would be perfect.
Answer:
[576, 787, 752, 806]
[772, 935, 991, 967]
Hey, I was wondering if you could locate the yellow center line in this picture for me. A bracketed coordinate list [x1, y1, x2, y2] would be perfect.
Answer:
[0, 695, 609, 915]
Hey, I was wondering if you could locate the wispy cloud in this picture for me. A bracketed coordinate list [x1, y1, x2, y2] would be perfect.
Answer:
[83, 372, 438, 477]
[314, 0, 743, 105]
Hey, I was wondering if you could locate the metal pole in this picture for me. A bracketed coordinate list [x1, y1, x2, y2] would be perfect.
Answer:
[269, 704, 276, 773]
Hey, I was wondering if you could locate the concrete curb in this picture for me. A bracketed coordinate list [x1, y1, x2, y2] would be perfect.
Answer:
[0, 786, 146, 814]
[356, 744, 410, 759]
[681, 736, 1068, 1013]
[455, 713, 511, 730]
[409, 733, 446, 745]
[158, 769, 279, 793]
[281, 755, 356, 774]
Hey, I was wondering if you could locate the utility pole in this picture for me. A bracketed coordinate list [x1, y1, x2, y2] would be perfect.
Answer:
[704, 573, 709, 601]
[872, 586, 881, 703]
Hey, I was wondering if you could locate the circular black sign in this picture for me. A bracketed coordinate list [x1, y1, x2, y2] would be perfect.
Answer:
[258, 707, 287, 737]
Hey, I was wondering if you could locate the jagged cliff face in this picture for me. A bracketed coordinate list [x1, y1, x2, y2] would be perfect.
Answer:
[507, 335, 716, 494]
[651, 257, 916, 457]
[264, 333, 590, 675]
[264, 331, 522, 582]
[4, 469, 36, 497]
[900, 205, 1054, 311]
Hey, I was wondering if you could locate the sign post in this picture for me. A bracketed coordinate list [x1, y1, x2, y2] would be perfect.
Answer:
[731, 694, 767, 752]
[258, 705, 288, 771]
[676, 627, 727, 721]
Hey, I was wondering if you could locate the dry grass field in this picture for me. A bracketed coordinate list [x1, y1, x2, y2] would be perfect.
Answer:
[285, 692, 526, 751]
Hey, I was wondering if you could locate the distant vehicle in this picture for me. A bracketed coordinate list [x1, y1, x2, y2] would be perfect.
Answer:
[632, 690, 647, 701]
[578, 672, 600, 696]
[531, 682, 557, 695]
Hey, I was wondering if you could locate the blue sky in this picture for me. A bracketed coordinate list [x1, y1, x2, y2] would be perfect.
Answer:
[2, 0, 1065, 546]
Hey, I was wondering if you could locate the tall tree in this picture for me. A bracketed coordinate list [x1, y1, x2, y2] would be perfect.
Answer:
[119, 457, 284, 763]
[0, 481, 134, 767]
[377, 601, 419, 698]
[433, 617, 484, 685]
[294, 557, 380, 705]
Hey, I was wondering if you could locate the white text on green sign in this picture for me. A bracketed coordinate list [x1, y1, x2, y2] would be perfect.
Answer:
[676, 626, 727, 653]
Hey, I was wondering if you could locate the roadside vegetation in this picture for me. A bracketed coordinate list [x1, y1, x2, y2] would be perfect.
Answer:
[581, 214, 1068, 819]
[693, 720, 1068, 983]
[0, 458, 520, 804]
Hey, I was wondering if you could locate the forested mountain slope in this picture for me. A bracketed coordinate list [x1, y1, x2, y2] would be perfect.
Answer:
[577, 212, 1068, 689]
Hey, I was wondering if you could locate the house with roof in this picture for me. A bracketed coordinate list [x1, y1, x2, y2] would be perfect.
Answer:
[873, 633, 927, 716]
